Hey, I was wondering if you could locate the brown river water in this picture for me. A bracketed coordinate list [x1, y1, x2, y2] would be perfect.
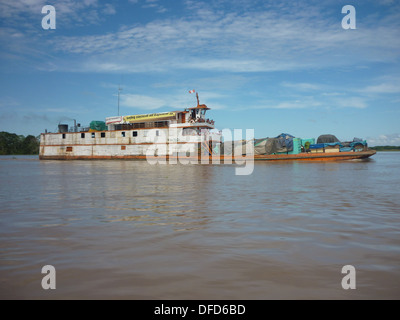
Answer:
[0, 153, 399, 299]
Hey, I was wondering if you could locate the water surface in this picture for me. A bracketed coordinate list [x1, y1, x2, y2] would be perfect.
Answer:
[0, 153, 399, 299]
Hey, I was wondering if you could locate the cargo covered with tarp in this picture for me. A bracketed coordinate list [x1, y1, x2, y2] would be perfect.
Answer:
[316, 134, 340, 144]
[344, 139, 368, 151]
[234, 140, 254, 155]
[90, 121, 107, 131]
[323, 142, 343, 150]
[221, 140, 254, 156]
[254, 138, 268, 155]
[264, 137, 289, 154]
[258, 133, 295, 155]
[341, 138, 368, 149]
[221, 133, 297, 156]
[220, 133, 369, 156]
[253, 134, 297, 155]
[310, 137, 368, 153]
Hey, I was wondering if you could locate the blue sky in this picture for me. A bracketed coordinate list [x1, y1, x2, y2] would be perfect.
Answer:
[0, 0, 399, 145]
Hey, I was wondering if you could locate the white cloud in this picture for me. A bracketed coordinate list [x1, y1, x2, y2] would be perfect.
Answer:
[0, 0, 118, 27]
[321, 92, 344, 97]
[0, 0, 46, 19]
[334, 97, 367, 109]
[246, 98, 322, 110]
[361, 83, 400, 94]
[231, 94, 369, 111]
[1, 0, 400, 80]
[41, 1, 400, 74]
[121, 94, 167, 110]
[281, 82, 322, 91]
[0, 96, 20, 108]
[119, 90, 229, 111]
[267, 102, 311, 109]
[103, 4, 116, 15]
[367, 133, 400, 146]
[129, 0, 167, 13]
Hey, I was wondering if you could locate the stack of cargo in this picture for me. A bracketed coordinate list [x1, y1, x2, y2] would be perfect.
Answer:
[89, 121, 107, 132]
[253, 133, 300, 155]
[309, 144, 325, 153]
[274, 138, 302, 155]
[221, 134, 367, 156]
[306, 135, 368, 153]
[252, 134, 313, 155]
[301, 138, 315, 151]
[309, 142, 343, 153]
[324, 143, 342, 153]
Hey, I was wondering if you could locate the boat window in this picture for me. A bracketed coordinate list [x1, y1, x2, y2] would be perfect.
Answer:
[101, 132, 106, 138]
[121, 132, 126, 137]
[62, 134, 66, 139]
[132, 131, 138, 137]
[156, 130, 159, 136]
[66, 147, 73, 152]
[91, 132, 95, 138]
[81, 133, 85, 138]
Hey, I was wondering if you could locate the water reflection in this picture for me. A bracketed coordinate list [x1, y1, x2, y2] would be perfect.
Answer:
[36, 161, 223, 230]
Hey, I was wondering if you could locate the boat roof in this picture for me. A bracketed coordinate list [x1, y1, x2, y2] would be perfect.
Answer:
[187, 104, 210, 110]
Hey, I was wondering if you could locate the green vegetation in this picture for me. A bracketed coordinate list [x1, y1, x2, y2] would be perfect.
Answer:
[370, 146, 400, 151]
[0, 132, 40, 155]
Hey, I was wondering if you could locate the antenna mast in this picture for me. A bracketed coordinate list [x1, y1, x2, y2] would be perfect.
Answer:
[117, 85, 122, 116]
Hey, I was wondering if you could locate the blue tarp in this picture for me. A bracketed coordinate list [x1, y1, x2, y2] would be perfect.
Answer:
[309, 143, 325, 149]
[310, 142, 343, 149]
[310, 140, 367, 152]
[323, 142, 343, 148]
[350, 140, 367, 148]
[275, 133, 295, 152]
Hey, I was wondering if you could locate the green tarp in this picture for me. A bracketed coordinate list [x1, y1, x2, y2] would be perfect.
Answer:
[90, 121, 107, 131]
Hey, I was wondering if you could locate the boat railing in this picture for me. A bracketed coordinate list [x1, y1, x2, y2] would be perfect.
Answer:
[188, 117, 215, 125]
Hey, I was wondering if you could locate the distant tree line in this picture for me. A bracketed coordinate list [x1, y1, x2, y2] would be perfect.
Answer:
[0, 132, 40, 155]
[370, 146, 400, 151]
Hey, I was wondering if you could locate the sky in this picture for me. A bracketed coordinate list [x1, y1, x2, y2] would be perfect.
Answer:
[0, 0, 399, 146]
